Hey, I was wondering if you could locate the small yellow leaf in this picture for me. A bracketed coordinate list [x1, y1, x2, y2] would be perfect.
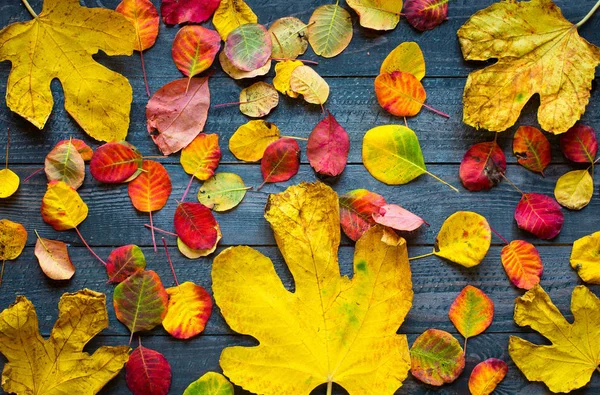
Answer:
[273, 60, 303, 98]
[290, 66, 330, 105]
[347, 0, 402, 31]
[380, 41, 426, 80]
[434, 211, 491, 268]
[0, 169, 19, 198]
[229, 120, 280, 162]
[240, 82, 279, 118]
[212, 0, 257, 40]
[554, 169, 594, 210]
[570, 231, 600, 284]
[41, 181, 89, 231]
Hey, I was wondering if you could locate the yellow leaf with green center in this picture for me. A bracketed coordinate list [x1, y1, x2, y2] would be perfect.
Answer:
[434, 211, 491, 267]
[570, 231, 600, 284]
[212, 182, 413, 394]
[183, 372, 234, 395]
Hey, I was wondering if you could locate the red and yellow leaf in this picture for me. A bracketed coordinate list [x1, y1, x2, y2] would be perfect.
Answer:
[34, 234, 75, 281]
[161, 0, 220, 24]
[375, 71, 426, 117]
[174, 202, 219, 250]
[468, 358, 508, 395]
[163, 281, 213, 339]
[372, 204, 425, 232]
[126, 344, 172, 395]
[404, 0, 449, 31]
[514, 193, 564, 240]
[106, 244, 147, 283]
[224, 24, 272, 72]
[260, 138, 300, 187]
[177, 225, 221, 259]
[116, 0, 159, 51]
[448, 285, 494, 339]
[44, 140, 86, 190]
[90, 142, 142, 184]
[410, 329, 465, 386]
[180, 133, 221, 181]
[459, 141, 506, 192]
[41, 181, 88, 231]
[513, 126, 551, 175]
[56, 139, 93, 161]
[172, 26, 221, 78]
[501, 240, 543, 290]
[307, 112, 349, 178]
[128, 160, 172, 212]
[339, 189, 386, 241]
[560, 124, 598, 163]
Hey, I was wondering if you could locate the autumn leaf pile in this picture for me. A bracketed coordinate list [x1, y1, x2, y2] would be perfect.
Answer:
[0, 0, 600, 394]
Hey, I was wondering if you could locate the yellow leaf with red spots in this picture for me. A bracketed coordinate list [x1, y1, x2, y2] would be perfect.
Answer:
[434, 211, 491, 267]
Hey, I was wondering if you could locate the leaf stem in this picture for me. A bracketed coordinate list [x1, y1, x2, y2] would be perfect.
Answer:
[144, 224, 178, 237]
[149, 211, 157, 252]
[409, 251, 435, 261]
[0, 260, 5, 288]
[270, 57, 319, 65]
[421, 102, 450, 118]
[501, 173, 525, 195]
[489, 226, 509, 245]
[403, 117, 408, 128]
[23, 167, 44, 182]
[162, 238, 179, 286]
[74, 227, 107, 266]
[424, 170, 459, 192]
[281, 135, 309, 141]
[326, 381, 332, 395]
[463, 337, 468, 355]
[21, 0, 37, 18]
[181, 172, 196, 202]
[140, 51, 151, 97]
[576, 0, 600, 27]
[5, 128, 9, 169]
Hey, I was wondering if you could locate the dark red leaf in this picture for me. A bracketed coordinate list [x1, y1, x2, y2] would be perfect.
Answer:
[560, 124, 598, 163]
[160, 0, 220, 25]
[260, 138, 300, 186]
[514, 193, 564, 240]
[90, 142, 142, 183]
[404, 0, 449, 31]
[105, 244, 147, 283]
[126, 344, 172, 395]
[174, 202, 218, 250]
[307, 112, 350, 177]
[459, 141, 506, 191]
[339, 189, 387, 241]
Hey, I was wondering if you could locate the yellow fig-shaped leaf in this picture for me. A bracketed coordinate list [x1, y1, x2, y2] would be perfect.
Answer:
[570, 231, 600, 284]
[380, 41, 426, 80]
[434, 211, 492, 267]
[290, 66, 330, 105]
[273, 60, 303, 98]
[554, 169, 594, 210]
[239, 82, 279, 118]
[229, 120, 281, 162]
[212, 0, 257, 40]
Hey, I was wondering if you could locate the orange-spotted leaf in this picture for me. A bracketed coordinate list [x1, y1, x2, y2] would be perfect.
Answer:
[180, 133, 221, 181]
[106, 244, 147, 283]
[260, 138, 300, 188]
[34, 233, 75, 281]
[116, 0, 159, 51]
[268, 17, 309, 59]
[161, 0, 220, 24]
[41, 181, 88, 231]
[514, 193, 564, 240]
[163, 281, 213, 339]
[174, 202, 219, 250]
[126, 344, 172, 395]
[501, 240, 543, 290]
[224, 24, 272, 72]
[375, 71, 426, 117]
[172, 26, 221, 78]
[449, 285, 494, 340]
[339, 189, 386, 241]
[44, 140, 86, 190]
[410, 329, 465, 386]
[560, 124, 598, 163]
[90, 142, 142, 184]
[373, 204, 425, 232]
[513, 126, 551, 175]
[307, 112, 350, 177]
[113, 270, 168, 336]
[460, 142, 506, 192]
[404, 0, 449, 31]
[380, 41, 426, 80]
[147, 77, 210, 155]
[56, 139, 93, 161]
[468, 358, 508, 395]
[128, 160, 172, 212]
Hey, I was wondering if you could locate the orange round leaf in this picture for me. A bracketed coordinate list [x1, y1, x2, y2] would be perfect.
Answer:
[501, 240, 543, 290]
[468, 358, 508, 395]
[172, 26, 221, 78]
[513, 126, 551, 175]
[448, 285, 494, 339]
[116, 0, 159, 51]
[128, 160, 172, 213]
[374, 71, 426, 117]
[180, 133, 222, 181]
[163, 281, 213, 339]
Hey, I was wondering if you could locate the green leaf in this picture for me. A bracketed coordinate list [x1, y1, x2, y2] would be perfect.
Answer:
[183, 372, 234, 395]
[198, 173, 248, 212]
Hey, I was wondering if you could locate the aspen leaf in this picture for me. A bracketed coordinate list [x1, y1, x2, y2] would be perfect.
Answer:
[45, 140, 85, 190]
[410, 329, 465, 386]
[404, 0, 449, 31]
[224, 24, 272, 72]
[269, 17, 309, 59]
[198, 173, 248, 212]
[468, 358, 508, 395]
[146, 77, 210, 156]
[375, 71, 426, 117]
[458, 0, 600, 133]
[434, 211, 491, 268]
[90, 142, 142, 184]
[308, 4, 353, 58]
[172, 26, 221, 78]
[161, 0, 220, 24]
[180, 133, 222, 181]
[514, 193, 564, 240]
[174, 202, 219, 250]
[0, 0, 135, 141]
[290, 65, 330, 105]
[116, 0, 159, 51]
[347, 0, 402, 31]
[509, 285, 600, 393]
[212, 0, 257, 40]
[212, 182, 413, 394]
[229, 120, 280, 162]
[513, 126, 551, 175]
[459, 141, 506, 192]
[163, 281, 213, 339]
[219, 51, 271, 80]
[239, 82, 279, 118]
[0, 169, 19, 199]
[570, 231, 600, 284]
[273, 60, 303, 98]
[34, 234, 75, 281]
[183, 372, 234, 395]
[41, 181, 88, 231]
[56, 139, 93, 161]
[0, 289, 130, 395]
[177, 225, 221, 259]
[372, 204, 425, 232]
[554, 169, 594, 210]
[105, 244, 146, 284]
[380, 42, 426, 80]
[560, 124, 598, 163]
[126, 344, 171, 395]
[339, 189, 387, 241]
[260, 138, 300, 187]
[306, 112, 350, 177]
[448, 285, 494, 340]
[501, 240, 543, 290]
[0, 219, 27, 284]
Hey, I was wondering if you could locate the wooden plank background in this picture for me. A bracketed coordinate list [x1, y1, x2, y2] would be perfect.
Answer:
[0, 0, 599, 394]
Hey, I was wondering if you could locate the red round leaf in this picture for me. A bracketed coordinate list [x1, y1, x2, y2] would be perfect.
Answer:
[172, 26, 221, 78]
[307, 112, 350, 177]
[174, 202, 218, 250]
[160, 0, 220, 25]
[514, 193, 564, 240]
[560, 124, 598, 163]
[459, 141, 506, 191]
[513, 126, 551, 175]
[90, 142, 142, 183]
[128, 160, 172, 213]
[260, 138, 300, 185]
[106, 244, 147, 283]
[339, 189, 387, 241]
[126, 344, 172, 395]
[404, 0, 449, 31]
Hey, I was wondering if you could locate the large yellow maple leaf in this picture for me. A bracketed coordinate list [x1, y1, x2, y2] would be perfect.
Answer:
[212, 182, 413, 395]
[0, 0, 135, 142]
[509, 285, 600, 393]
[0, 289, 130, 394]
[458, 0, 600, 134]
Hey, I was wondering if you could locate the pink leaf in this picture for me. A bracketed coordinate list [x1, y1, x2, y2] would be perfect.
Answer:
[514, 193, 564, 240]
[160, 0, 221, 25]
[373, 204, 426, 232]
[307, 112, 350, 177]
[459, 141, 506, 191]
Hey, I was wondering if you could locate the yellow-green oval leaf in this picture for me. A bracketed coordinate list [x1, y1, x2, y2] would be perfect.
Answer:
[198, 173, 248, 211]
[269, 17, 309, 59]
[308, 4, 353, 58]
[240, 82, 279, 118]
